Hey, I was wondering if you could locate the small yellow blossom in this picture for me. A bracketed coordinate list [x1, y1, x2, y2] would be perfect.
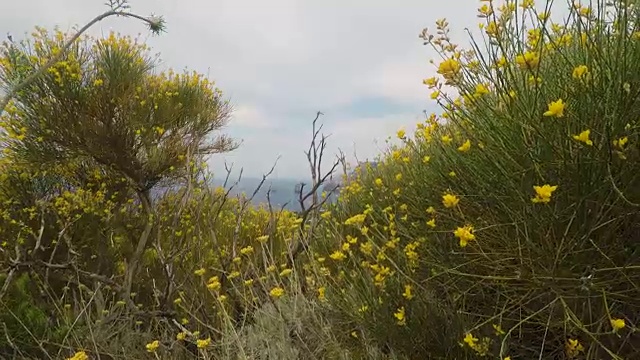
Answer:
[515, 51, 540, 69]
[454, 226, 475, 247]
[441, 135, 453, 144]
[458, 139, 471, 152]
[573, 129, 593, 146]
[478, 4, 493, 17]
[474, 83, 489, 97]
[394, 306, 406, 325]
[614, 136, 628, 149]
[318, 286, 326, 301]
[240, 245, 254, 255]
[532, 184, 558, 204]
[543, 99, 565, 117]
[427, 218, 436, 228]
[270, 286, 285, 298]
[572, 65, 588, 79]
[442, 193, 460, 208]
[402, 284, 414, 300]
[146, 340, 160, 353]
[566, 338, 585, 357]
[463, 333, 478, 348]
[176, 332, 186, 341]
[422, 155, 431, 163]
[330, 250, 346, 261]
[279, 268, 293, 277]
[196, 337, 211, 348]
[397, 128, 406, 139]
[437, 58, 461, 79]
[194, 268, 206, 276]
[423, 77, 437, 86]
[610, 318, 626, 331]
[67, 351, 89, 360]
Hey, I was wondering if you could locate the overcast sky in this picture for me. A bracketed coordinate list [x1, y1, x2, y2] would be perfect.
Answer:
[1, 0, 562, 179]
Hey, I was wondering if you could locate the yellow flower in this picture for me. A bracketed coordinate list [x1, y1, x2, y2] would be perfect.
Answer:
[520, 0, 534, 8]
[207, 276, 221, 291]
[256, 235, 269, 243]
[375, 178, 384, 186]
[194, 268, 206, 276]
[279, 268, 293, 277]
[573, 129, 593, 146]
[515, 51, 540, 69]
[543, 99, 565, 117]
[572, 65, 588, 79]
[318, 286, 326, 301]
[146, 340, 160, 353]
[437, 58, 461, 79]
[474, 83, 489, 97]
[532, 184, 558, 204]
[394, 306, 406, 326]
[566, 338, 584, 357]
[270, 286, 285, 298]
[538, 11, 550, 21]
[427, 218, 436, 228]
[402, 284, 414, 300]
[454, 226, 475, 247]
[196, 337, 211, 348]
[422, 155, 431, 163]
[176, 332, 186, 341]
[442, 193, 460, 208]
[478, 4, 493, 17]
[610, 318, 626, 331]
[397, 128, 406, 139]
[240, 245, 254, 255]
[344, 213, 366, 226]
[463, 333, 478, 348]
[485, 21, 499, 37]
[423, 77, 437, 87]
[614, 136, 628, 149]
[67, 351, 89, 360]
[441, 135, 453, 144]
[330, 250, 346, 261]
[458, 139, 471, 152]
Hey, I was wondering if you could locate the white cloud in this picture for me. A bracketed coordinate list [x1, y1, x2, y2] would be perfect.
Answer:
[230, 105, 274, 129]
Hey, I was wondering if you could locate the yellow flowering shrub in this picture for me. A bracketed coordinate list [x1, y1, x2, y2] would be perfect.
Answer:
[314, 1, 640, 358]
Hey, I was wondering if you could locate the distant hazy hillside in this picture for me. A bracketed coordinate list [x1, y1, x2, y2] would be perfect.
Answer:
[150, 162, 377, 211]
[210, 177, 308, 211]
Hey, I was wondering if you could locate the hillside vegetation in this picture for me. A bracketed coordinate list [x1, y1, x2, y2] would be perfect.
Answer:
[2, 0, 640, 359]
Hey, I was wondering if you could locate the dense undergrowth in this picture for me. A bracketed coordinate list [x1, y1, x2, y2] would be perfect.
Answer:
[2, 0, 640, 359]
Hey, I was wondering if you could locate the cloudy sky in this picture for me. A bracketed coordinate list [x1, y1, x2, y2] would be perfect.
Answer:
[1, 0, 554, 179]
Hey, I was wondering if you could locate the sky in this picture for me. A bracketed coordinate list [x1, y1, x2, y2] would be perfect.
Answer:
[0, 0, 566, 180]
